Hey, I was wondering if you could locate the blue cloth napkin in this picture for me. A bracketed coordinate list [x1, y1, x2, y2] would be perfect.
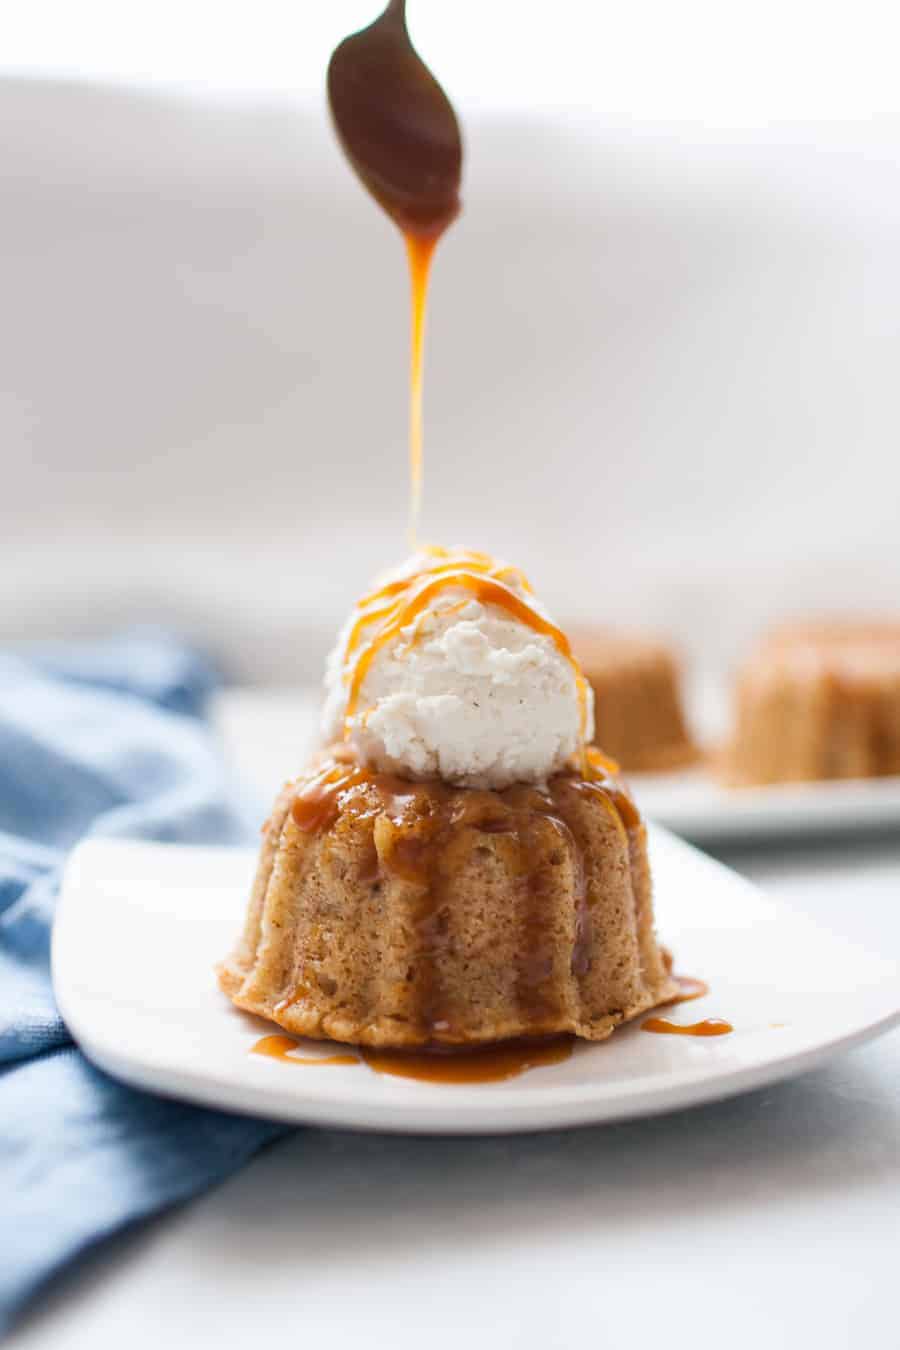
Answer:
[0, 632, 287, 1335]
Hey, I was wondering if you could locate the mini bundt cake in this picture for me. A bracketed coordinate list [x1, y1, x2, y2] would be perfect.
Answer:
[218, 748, 677, 1047]
[726, 620, 900, 785]
[571, 629, 697, 773]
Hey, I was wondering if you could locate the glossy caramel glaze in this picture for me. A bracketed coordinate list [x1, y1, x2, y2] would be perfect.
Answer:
[251, 1034, 359, 1066]
[290, 748, 372, 834]
[642, 1017, 733, 1037]
[289, 741, 633, 854]
[361, 1036, 573, 1083]
[283, 744, 645, 1031]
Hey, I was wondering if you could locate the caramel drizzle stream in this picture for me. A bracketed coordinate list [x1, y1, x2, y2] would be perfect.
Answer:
[406, 234, 436, 549]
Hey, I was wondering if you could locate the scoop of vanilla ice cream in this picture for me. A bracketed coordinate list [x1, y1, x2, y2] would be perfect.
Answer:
[321, 553, 593, 789]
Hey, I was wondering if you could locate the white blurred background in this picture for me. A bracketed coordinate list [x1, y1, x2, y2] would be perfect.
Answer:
[3, 0, 899, 685]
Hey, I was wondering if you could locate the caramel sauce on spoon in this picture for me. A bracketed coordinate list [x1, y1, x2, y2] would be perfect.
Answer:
[328, 0, 463, 545]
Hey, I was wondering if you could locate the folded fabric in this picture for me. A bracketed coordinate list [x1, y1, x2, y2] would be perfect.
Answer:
[0, 632, 287, 1335]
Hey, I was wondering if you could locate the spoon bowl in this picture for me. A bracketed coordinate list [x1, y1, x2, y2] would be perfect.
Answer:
[327, 0, 463, 238]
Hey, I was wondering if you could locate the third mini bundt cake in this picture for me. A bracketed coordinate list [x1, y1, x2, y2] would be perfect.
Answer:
[726, 620, 900, 785]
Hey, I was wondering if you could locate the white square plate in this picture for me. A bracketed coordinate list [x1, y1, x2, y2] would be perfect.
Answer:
[52, 830, 900, 1135]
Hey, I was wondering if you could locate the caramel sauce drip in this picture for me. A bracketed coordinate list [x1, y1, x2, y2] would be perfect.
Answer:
[284, 745, 642, 1035]
[642, 1017, 733, 1037]
[339, 547, 590, 754]
[251, 1034, 358, 1066]
[251, 1032, 571, 1083]
[291, 753, 372, 834]
[360, 1036, 573, 1083]
[568, 777, 641, 832]
[584, 744, 621, 777]
[327, 0, 462, 545]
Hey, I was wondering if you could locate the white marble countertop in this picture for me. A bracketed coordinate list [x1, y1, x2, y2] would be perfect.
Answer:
[12, 691, 900, 1350]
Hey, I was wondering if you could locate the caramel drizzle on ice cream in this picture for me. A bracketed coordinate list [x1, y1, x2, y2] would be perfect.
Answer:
[337, 547, 590, 752]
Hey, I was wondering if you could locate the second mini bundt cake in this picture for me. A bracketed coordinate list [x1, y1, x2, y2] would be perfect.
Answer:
[219, 748, 677, 1047]
[572, 629, 697, 772]
[726, 620, 900, 785]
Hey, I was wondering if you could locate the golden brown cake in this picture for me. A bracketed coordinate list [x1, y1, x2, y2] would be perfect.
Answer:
[218, 748, 677, 1047]
[571, 629, 697, 772]
[726, 620, 900, 785]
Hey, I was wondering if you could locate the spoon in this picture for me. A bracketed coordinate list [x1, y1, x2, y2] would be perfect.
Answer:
[327, 0, 463, 239]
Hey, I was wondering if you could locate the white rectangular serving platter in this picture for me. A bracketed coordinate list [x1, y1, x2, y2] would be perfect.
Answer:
[631, 767, 900, 846]
[53, 829, 900, 1136]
